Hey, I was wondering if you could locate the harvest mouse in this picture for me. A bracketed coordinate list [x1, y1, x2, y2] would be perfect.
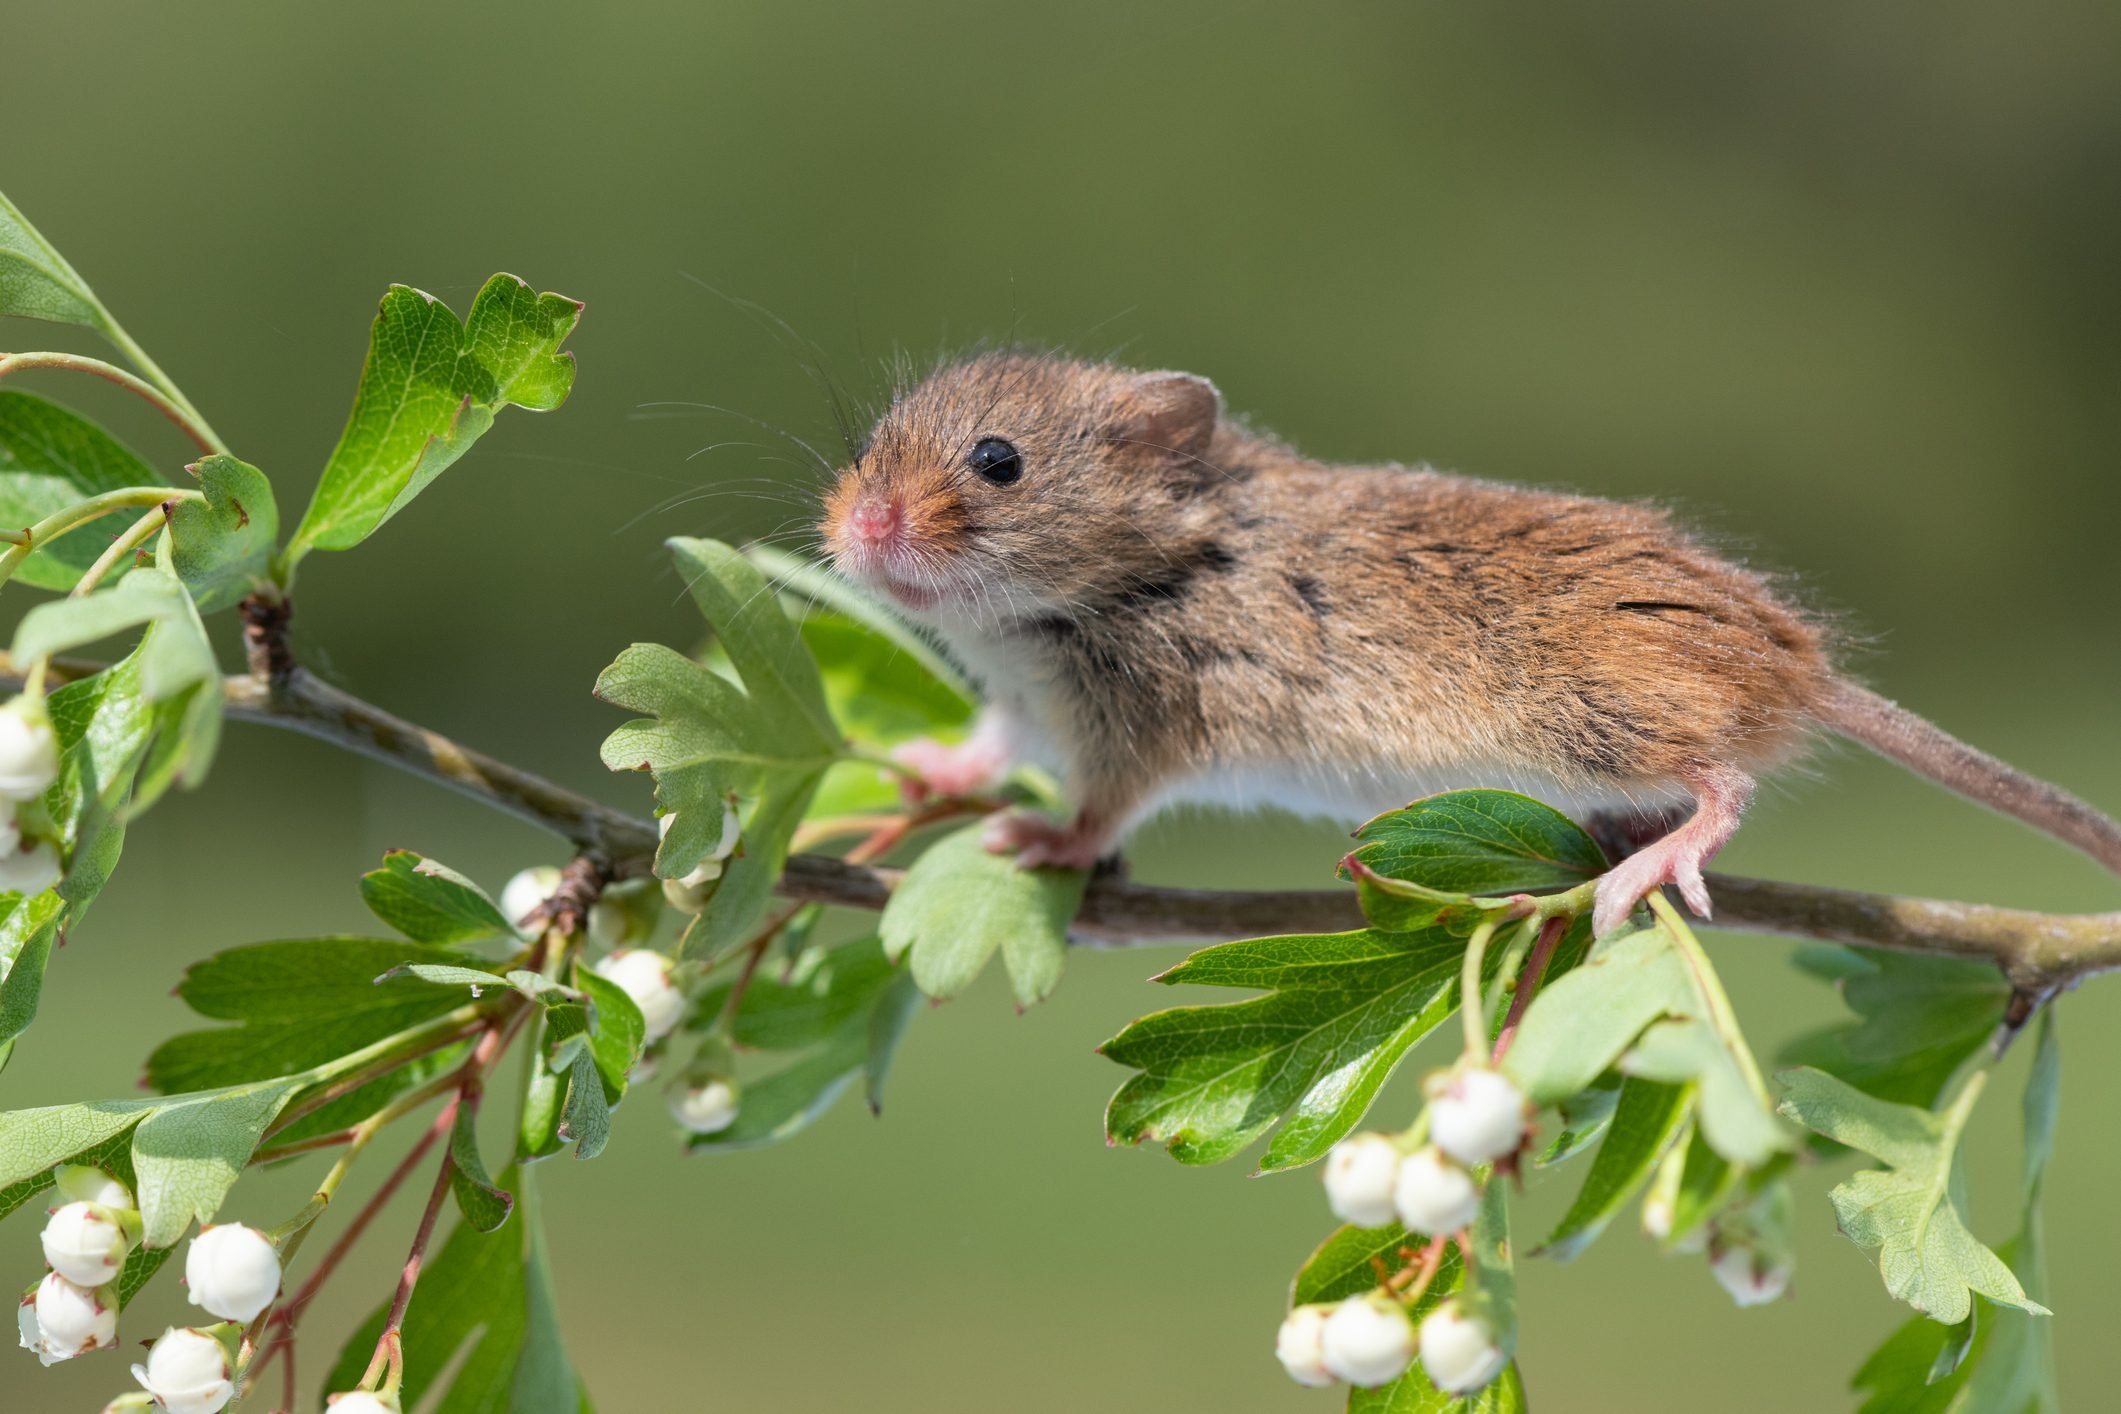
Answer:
[820, 353, 2121, 934]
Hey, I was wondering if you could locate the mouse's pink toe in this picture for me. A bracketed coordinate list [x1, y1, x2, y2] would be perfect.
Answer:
[982, 811, 1104, 871]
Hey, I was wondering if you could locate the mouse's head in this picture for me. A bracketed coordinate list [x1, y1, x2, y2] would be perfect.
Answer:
[820, 353, 1222, 622]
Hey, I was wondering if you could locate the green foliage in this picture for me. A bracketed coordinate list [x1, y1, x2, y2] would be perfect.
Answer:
[1103, 922, 1473, 1171]
[360, 849, 520, 945]
[0, 189, 105, 328]
[0, 1076, 302, 1247]
[879, 823, 1085, 1007]
[1779, 1066, 2041, 1324]
[1538, 1078, 1688, 1259]
[1345, 789, 1606, 899]
[597, 537, 839, 960]
[166, 453, 276, 612]
[1504, 913, 1792, 1170]
[147, 936, 484, 1093]
[1782, 946, 2005, 1109]
[0, 391, 162, 589]
[690, 936, 918, 1151]
[451, 1103, 516, 1232]
[326, 1167, 592, 1412]
[1849, 1014, 2060, 1410]
[1103, 790, 1608, 1172]
[284, 274, 581, 565]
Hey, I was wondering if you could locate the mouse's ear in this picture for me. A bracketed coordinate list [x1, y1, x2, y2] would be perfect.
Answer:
[1120, 371, 1221, 459]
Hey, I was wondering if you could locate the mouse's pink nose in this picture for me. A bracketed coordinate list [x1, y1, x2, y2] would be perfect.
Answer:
[844, 494, 905, 549]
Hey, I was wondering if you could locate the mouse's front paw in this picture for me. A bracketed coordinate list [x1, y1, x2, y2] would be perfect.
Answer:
[891, 735, 1008, 804]
[981, 811, 1106, 871]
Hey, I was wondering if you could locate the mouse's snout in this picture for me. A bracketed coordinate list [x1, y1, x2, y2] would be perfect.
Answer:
[841, 491, 905, 551]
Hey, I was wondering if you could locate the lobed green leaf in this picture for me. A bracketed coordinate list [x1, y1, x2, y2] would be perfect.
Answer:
[879, 824, 1085, 1008]
[1346, 789, 1606, 896]
[167, 453, 275, 612]
[1101, 922, 1476, 1171]
[285, 274, 580, 563]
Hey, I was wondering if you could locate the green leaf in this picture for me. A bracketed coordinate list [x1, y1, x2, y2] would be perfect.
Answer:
[743, 541, 974, 703]
[1347, 789, 1607, 896]
[449, 1103, 514, 1233]
[796, 610, 978, 817]
[597, 539, 837, 962]
[517, 1025, 567, 1165]
[0, 391, 163, 590]
[556, 1045, 611, 1160]
[1504, 916, 1791, 1169]
[285, 274, 581, 563]
[573, 963, 645, 1104]
[0, 189, 105, 328]
[130, 1079, 305, 1247]
[1536, 1072, 1622, 1166]
[1778, 1066, 2043, 1324]
[14, 559, 222, 799]
[358, 850, 518, 945]
[879, 824, 1085, 1007]
[514, 1170, 592, 1414]
[1101, 920, 1479, 1171]
[1782, 947, 2005, 1109]
[148, 937, 481, 1093]
[688, 937, 914, 1152]
[167, 454, 274, 612]
[1539, 1077, 1689, 1259]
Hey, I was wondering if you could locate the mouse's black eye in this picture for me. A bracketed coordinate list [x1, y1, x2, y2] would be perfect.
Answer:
[967, 437, 1023, 486]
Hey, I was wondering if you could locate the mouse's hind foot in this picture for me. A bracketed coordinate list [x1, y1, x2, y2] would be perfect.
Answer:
[1590, 769, 1753, 936]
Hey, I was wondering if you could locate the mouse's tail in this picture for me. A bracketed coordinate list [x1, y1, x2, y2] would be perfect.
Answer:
[1820, 678, 2121, 877]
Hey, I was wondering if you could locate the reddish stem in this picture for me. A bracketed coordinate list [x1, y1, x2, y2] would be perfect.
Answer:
[1491, 916, 1569, 1064]
[363, 1114, 460, 1386]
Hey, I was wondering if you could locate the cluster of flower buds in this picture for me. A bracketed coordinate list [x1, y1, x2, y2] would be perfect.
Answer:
[1276, 1294, 1506, 1394]
[593, 948, 687, 1043]
[18, 1166, 136, 1366]
[129, 1325, 236, 1413]
[657, 799, 741, 914]
[1285, 1063, 1530, 1394]
[0, 696, 61, 898]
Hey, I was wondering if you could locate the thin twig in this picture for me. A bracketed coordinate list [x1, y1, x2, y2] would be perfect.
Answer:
[0, 350, 221, 455]
[1492, 916, 1569, 1064]
[6, 656, 2119, 991]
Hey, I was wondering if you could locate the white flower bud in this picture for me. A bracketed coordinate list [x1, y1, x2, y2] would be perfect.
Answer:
[23, 1273, 117, 1363]
[42, 1201, 131, 1286]
[593, 949, 685, 1042]
[0, 840, 59, 897]
[184, 1223, 281, 1323]
[706, 799, 742, 861]
[325, 1392, 401, 1413]
[1417, 1300, 1508, 1394]
[1322, 1132, 1402, 1228]
[661, 875, 713, 914]
[0, 702, 60, 801]
[1392, 1146, 1482, 1235]
[1274, 1303, 1336, 1387]
[667, 1076, 739, 1134]
[55, 1165, 134, 1211]
[499, 866, 563, 937]
[1426, 1066, 1528, 1165]
[1711, 1244, 1791, 1307]
[131, 1327, 234, 1414]
[1320, 1292, 1416, 1387]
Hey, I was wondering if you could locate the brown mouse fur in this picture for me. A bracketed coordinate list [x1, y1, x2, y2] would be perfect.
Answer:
[821, 352, 2121, 933]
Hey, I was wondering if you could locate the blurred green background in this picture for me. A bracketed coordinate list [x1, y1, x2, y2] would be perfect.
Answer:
[6, 2, 2120, 1409]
